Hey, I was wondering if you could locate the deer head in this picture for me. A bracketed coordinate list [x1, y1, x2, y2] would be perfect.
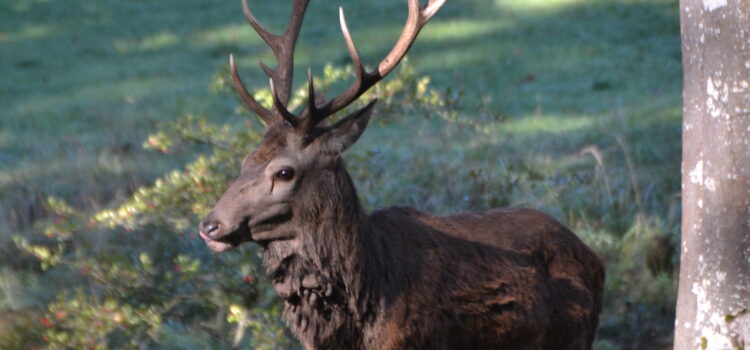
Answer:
[199, 0, 445, 252]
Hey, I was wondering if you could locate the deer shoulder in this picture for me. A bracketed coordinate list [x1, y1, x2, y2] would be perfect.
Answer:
[198, 1, 604, 349]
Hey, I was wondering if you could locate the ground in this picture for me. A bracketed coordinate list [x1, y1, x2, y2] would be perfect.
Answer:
[1, 0, 681, 348]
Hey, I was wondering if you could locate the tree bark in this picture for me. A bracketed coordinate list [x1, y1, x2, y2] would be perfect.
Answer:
[675, 1, 750, 349]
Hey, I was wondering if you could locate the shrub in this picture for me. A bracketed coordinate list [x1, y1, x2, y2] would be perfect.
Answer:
[14, 60, 456, 349]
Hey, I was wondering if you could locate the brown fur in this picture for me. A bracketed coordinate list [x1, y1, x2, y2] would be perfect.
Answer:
[244, 158, 604, 350]
[202, 2, 604, 346]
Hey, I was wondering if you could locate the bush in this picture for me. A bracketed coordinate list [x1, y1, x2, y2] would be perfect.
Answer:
[14, 59, 678, 350]
[13, 60, 457, 349]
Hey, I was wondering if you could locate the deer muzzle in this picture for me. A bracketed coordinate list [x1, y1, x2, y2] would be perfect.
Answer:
[199, 213, 252, 252]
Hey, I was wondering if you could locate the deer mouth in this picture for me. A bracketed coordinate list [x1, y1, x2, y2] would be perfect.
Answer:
[246, 207, 294, 242]
[200, 220, 252, 252]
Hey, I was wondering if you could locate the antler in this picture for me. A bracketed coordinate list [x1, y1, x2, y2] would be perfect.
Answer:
[231, 0, 309, 126]
[300, 0, 446, 131]
[231, 0, 445, 130]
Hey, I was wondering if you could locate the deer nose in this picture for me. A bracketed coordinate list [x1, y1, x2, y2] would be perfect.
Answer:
[200, 220, 221, 240]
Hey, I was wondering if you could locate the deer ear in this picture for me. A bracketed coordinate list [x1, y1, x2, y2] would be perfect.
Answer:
[319, 99, 377, 154]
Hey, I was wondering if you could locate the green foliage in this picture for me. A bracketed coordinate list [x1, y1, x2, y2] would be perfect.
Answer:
[2, 0, 682, 349]
[12, 61, 455, 349]
[41, 290, 162, 349]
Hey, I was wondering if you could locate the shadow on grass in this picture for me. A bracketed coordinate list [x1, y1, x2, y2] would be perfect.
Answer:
[1, 0, 680, 348]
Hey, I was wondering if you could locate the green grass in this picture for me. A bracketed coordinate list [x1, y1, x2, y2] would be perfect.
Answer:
[1, 0, 681, 348]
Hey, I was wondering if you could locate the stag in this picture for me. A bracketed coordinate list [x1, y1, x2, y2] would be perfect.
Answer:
[199, 1, 605, 349]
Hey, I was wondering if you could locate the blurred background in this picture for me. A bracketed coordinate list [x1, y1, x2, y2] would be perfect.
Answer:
[0, 0, 681, 348]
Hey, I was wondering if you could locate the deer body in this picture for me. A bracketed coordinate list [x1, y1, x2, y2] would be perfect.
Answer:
[199, 1, 604, 349]
[253, 156, 602, 350]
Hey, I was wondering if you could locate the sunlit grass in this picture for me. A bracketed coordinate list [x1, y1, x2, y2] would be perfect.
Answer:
[5, 0, 53, 13]
[499, 114, 596, 134]
[499, 0, 586, 12]
[113, 31, 182, 53]
[419, 19, 514, 41]
[4, 23, 56, 42]
[1, 0, 681, 348]
[193, 23, 259, 46]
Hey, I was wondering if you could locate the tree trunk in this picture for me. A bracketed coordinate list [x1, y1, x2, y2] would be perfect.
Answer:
[675, 1, 750, 349]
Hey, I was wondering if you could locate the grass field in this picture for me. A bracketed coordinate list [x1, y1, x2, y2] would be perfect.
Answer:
[1, 0, 681, 348]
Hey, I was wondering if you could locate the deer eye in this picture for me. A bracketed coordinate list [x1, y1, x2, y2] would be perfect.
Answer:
[276, 168, 295, 181]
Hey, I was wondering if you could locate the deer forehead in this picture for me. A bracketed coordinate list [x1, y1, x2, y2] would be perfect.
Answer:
[249, 123, 295, 163]
[243, 133, 322, 175]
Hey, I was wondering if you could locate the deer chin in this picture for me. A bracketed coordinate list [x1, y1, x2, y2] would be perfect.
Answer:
[200, 222, 252, 253]
[204, 239, 238, 253]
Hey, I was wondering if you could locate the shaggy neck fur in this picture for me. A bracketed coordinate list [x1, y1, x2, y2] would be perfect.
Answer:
[261, 158, 382, 348]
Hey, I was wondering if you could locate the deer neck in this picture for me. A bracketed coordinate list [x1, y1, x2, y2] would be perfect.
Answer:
[261, 159, 381, 338]
[306, 160, 373, 307]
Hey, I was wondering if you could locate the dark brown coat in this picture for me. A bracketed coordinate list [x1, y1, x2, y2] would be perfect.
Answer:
[251, 160, 604, 350]
[200, 1, 604, 348]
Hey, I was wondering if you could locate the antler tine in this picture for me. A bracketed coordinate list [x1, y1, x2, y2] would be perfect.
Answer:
[305, 0, 446, 131]
[241, 0, 277, 49]
[259, 61, 275, 79]
[246, 0, 308, 106]
[236, 0, 309, 125]
[422, 0, 447, 22]
[297, 68, 325, 131]
[306, 68, 318, 115]
[230, 54, 276, 125]
[376, 0, 422, 77]
[299, 7, 367, 129]
[269, 78, 299, 126]
[338, 7, 366, 81]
